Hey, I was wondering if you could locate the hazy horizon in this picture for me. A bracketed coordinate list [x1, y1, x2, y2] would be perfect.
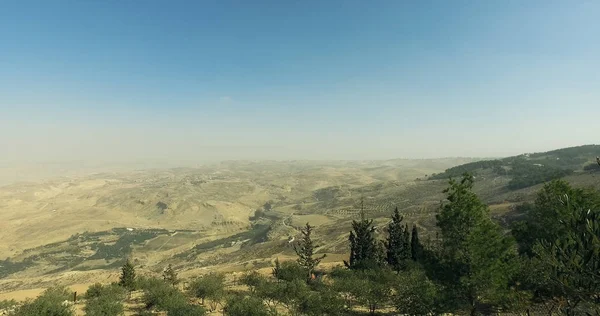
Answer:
[2, 1, 599, 164]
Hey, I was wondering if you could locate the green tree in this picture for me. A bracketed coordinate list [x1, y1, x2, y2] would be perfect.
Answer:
[533, 202, 600, 315]
[167, 304, 207, 316]
[84, 284, 126, 316]
[240, 270, 267, 294]
[272, 260, 306, 282]
[393, 268, 440, 316]
[139, 277, 191, 312]
[512, 180, 600, 255]
[385, 207, 410, 271]
[298, 286, 345, 316]
[275, 278, 310, 316]
[118, 259, 136, 291]
[223, 295, 275, 316]
[188, 273, 225, 306]
[254, 279, 283, 309]
[345, 206, 379, 270]
[402, 224, 411, 262]
[294, 223, 326, 281]
[435, 174, 519, 315]
[272, 258, 282, 279]
[331, 267, 393, 315]
[84, 283, 106, 299]
[13, 286, 73, 316]
[163, 264, 179, 287]
[411, 224, 423, 261]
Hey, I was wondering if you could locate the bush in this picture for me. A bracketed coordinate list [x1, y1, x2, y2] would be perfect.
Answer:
[167, 303, 207, 316]
[188, 273, 225, 307]
[275, 279, 310, 314]
[272, 260, 306, 282]
[140, 277, 188, 312]
[84, 283, 126, 316]
[13, 286, 73, 316]
[393, 268, 440, 315]
[0, 299, 18, 310]
[84, 283, 105, 299]
[223, 295, 275, 316]
[298, 286, 345, 316]
[331, 267, 395, 314]
[84, 296, 124, 316]
[240, 271, 267, 293]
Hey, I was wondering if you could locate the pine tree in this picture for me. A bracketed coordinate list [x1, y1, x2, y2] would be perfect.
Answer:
[385, 207, 410, 271]
[118, 259, 136, 291]
[162, 264, 179, 287]
[294, 222, 326, 281]
[410, 224, 423, 261]
[534, 200, 600, 315]
[435, 174, 518, 315]
[345, 201, 379, 270]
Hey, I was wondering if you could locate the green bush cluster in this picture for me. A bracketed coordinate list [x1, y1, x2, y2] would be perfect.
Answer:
[84, 283, 126, 316]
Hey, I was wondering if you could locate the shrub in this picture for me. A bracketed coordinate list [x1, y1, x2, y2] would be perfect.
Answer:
[188, 273, 225, 306]
[223, 295, 274, 316]
[84, 283, 126, 316]
[167, 303, 207, 316]
[84, 296, 124, 316]
[298, 286, 345, 316]
[393, 268, 440, 315]
[240, 271, 267, 293]
[13, 286, 73, 316]
[272, 259, 306, 282]
[141, 277, 188, 312]
[0, 299, 18, 310]
[331, 267, 395, 314]
[84, 283, 105, 299]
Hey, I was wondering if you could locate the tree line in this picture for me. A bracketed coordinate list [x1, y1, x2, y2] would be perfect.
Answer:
[2, 175, 599, 315]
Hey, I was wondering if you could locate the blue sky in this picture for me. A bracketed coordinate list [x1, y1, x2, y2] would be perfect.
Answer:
[1, 1, 599, 162]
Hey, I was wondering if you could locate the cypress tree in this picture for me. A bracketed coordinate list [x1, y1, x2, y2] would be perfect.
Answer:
[403, 224, 411, 261]
[118, 259, 136, 291]
[294, 222, 326, 281]
[410, 224, 423, 261]
[385, 207, 410, 271]
[272, 258, 282, 281]
[345, 202, 378, 270]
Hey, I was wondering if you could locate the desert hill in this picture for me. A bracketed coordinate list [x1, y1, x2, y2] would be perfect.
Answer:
[1, 146, 599, 295]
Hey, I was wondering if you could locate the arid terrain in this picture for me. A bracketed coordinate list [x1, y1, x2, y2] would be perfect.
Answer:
[0, 158, 477, 296]
[1, 147, 599, 305]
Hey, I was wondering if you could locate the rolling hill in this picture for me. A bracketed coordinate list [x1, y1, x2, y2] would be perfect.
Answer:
[0, 145, 599, 296]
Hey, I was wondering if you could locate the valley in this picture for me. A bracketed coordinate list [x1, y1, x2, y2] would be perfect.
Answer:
[1, 146, 599, 303]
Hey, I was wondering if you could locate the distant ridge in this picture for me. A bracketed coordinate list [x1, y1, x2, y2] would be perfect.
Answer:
[429, 144, 600, 190]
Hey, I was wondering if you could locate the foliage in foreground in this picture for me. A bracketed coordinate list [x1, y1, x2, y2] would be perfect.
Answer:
[12, 286, 73, 316]
[84, 283, 126, 316]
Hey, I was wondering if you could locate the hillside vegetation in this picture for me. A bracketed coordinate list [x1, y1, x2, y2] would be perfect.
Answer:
[430, 144, 599, 189]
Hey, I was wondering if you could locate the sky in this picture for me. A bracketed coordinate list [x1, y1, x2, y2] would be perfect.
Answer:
[1, 0, 599, 164]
